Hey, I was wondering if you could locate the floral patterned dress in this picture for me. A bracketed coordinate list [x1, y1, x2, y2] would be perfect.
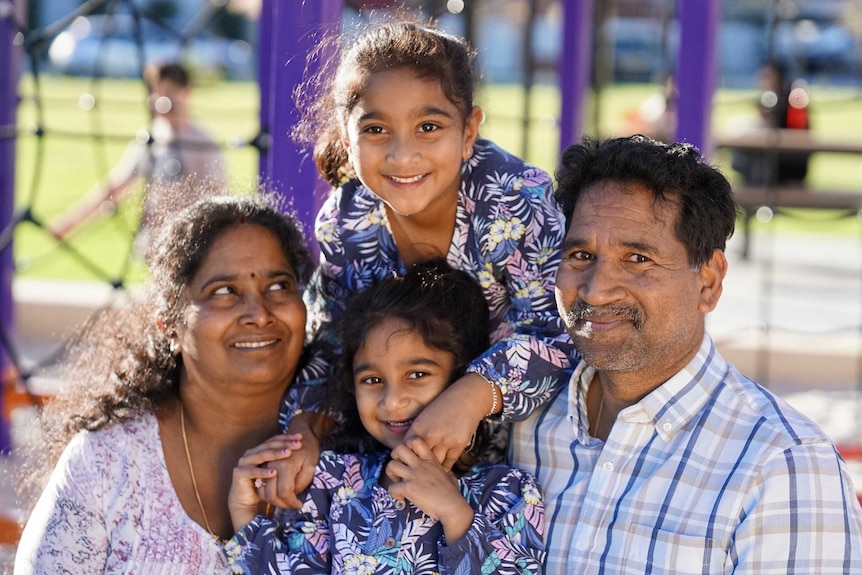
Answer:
[226, 450, 545, 574]
[283, 139, 577, 442]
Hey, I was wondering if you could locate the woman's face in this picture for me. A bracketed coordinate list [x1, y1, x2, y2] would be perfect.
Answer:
[175, 223, 306, 394]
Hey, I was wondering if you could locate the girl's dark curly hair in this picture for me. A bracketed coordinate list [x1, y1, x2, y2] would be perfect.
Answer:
[293, 13, 479, 186]
[28, 193, 313, 487]
[325, 258, 491, 469]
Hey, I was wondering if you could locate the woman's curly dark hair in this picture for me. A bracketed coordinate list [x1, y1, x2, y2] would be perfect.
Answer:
[27, 193, 313, 491]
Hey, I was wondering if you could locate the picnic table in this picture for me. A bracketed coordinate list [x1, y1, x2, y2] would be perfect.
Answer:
[714, 129, 862, 257]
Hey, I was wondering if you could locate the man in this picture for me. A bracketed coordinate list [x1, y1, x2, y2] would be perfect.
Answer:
[510, 135, 862, 573]
[51, 62, 225, 256]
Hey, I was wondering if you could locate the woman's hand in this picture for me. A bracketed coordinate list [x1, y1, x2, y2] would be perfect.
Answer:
[386, 437, 474, 542]
[404, 373, 499, 469]
[258, 411, 330, 510]
[227, 434, 302, 531]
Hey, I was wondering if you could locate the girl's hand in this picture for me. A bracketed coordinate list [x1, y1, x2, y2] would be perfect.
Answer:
[405, 373, 497, 469]
[227, 433, 302, 531]
[386, 437, 474, 542]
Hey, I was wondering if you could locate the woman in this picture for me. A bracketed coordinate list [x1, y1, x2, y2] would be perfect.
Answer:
[14, 194, 313, 573]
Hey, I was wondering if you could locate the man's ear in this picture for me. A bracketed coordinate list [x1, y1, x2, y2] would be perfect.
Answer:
[697, 249, 727, 314]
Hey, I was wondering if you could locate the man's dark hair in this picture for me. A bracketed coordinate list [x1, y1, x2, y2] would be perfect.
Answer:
[555, 135, 737, 267]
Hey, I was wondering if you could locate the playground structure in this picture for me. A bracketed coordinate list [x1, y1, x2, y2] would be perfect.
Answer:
[1, 0, 862, 559]
[0, 1, 719, 432]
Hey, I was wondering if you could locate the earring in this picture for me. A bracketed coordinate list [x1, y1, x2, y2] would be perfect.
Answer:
[465, 146, 473, 157]
[169, 334, 180, 356]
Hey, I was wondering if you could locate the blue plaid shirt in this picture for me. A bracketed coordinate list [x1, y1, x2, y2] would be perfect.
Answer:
[510, 333, 862, 573]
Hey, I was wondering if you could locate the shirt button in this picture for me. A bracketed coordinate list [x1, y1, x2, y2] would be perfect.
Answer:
[662, 421, 673, 432]
[576, 539, 588, 551]
[384, 536, 397, 549]
[394, 499, 407, 511]
[602, 461, 614, 471]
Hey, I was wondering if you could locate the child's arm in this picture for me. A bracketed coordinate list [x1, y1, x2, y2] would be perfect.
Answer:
[408, 161, 576, 468]
[225, 450, 341, 575]
[437, 464, 546, 575]
[275, 186, 378, 493]
[227, 434, 302, 530]
[386, 439, 546, 574]
[386, 438, 475, 541]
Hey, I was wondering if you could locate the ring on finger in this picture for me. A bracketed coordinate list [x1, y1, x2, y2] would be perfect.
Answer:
[254, 478, 266, 489]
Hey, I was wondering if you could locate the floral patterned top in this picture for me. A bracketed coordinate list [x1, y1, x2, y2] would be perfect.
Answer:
[14, 412, 232, 574]
[283, 139, 576, 432]
[226, 450, 545, 574]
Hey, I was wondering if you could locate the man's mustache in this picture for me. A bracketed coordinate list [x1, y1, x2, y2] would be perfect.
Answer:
[565, 302, 644, 330]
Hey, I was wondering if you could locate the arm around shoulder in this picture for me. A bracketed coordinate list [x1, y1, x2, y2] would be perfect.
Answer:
[437, 465, 545, 574]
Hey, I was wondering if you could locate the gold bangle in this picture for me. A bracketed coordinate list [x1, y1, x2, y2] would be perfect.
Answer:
[485, 378, 499, 418]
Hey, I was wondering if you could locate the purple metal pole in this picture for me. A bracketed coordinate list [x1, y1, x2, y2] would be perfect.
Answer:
[674, 0, 720, 152]
[258, 0, 343, 250]
[0, 0, 23, 453]
[558, 0, 594, 154]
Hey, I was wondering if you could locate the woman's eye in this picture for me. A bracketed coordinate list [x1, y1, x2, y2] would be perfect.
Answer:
[419, 123, 438, 133]
[362, 125, 385, 135]
[407, 371, 429, 380]
[267, 280, 294, 292]
[212, 285, 233, 296]
[358, 376, 383, 386]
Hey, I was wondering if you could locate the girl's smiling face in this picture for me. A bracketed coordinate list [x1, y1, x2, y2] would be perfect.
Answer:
[352, 317, 455, 450]
[342, 68, 482, 220]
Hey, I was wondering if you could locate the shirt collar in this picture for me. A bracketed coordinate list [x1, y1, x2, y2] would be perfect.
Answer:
[568, 333, 729, 442]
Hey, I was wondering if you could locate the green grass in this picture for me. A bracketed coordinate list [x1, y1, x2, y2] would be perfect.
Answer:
[12, 76, 862, 282]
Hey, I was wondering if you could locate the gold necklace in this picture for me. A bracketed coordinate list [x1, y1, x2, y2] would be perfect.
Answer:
[590, 386, 605, 436]
[180, 406, 225, 544]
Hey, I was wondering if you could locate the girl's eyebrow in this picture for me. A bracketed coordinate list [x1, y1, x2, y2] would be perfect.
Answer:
[353, 356, 444, 375]
[356, 106, 455, 124]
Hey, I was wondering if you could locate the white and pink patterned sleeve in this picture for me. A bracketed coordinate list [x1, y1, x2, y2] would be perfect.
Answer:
[14, 433, 110, 574]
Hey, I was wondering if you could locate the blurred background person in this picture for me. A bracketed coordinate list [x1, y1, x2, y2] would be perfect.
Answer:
[50, 62, 226, 257]
[731, 60, 812, 186]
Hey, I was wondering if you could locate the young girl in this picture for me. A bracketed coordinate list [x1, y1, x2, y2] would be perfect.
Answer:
[281, 15, 576, 490]
[227, 260, 545, 574]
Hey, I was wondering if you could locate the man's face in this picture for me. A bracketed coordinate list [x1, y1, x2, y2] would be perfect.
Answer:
[554, 180, 725, 382]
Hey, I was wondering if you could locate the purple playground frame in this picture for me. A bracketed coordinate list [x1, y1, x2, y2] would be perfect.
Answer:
[0, 0, 24, 453]
[0, 0, 720, 450]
